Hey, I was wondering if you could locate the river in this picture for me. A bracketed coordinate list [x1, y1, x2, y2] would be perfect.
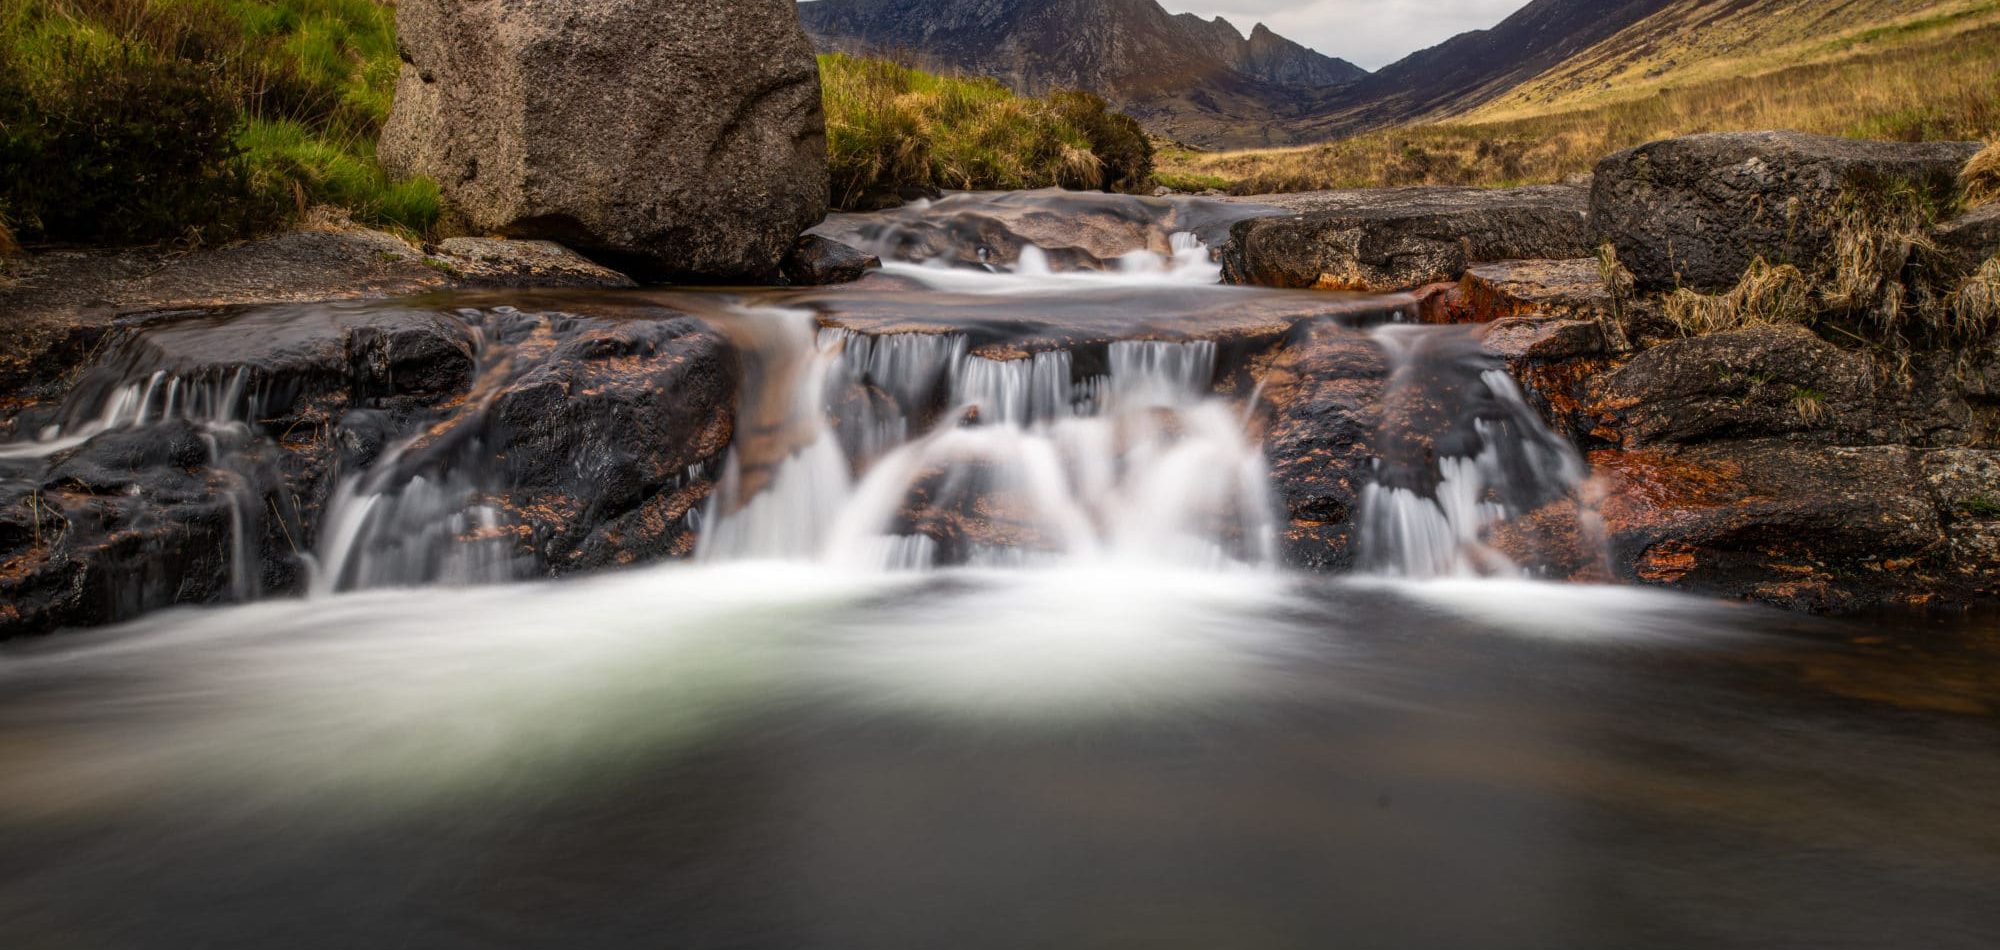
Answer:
[1, 191, 1997, 948]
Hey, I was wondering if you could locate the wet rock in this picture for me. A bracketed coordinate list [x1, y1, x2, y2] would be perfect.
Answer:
[485, 317, 737, 572]
[0, 227, 615, 403]
[782, 234, 879, 286]
[1459, 259, 1625, 338]
[1592, 441, 1948, 612]
[429, 238, 638, 289]
[1583, 324, 1895, 447]
[0, 299, 740, 638]
[1480, 318, 1609, 364]
[1257, 321, 1388, 569]
[381, 0, 828, 281]
[1591, 131, 1982, 291]
[1220, 185, 1592, 292]
[1923, 449, 2000, 597]
[1932, 203, 2000, 274]
[813, 189, 1281, 271]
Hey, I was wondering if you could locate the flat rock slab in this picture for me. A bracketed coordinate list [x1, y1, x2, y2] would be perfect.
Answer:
[1590, 130, 1982, 292]
[0, 229, 631, 399]
[1219, 185, 1592, 292]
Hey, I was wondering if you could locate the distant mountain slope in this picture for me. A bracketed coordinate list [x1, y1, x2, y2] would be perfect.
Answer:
[1289, 0, 1678, 140]
[794, 0, 1367, 147]
[1462, 0, 1986, 122]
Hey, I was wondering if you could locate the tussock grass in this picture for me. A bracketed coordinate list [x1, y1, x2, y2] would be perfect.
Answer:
[821, 53, 1152, 210]
[1160, 20, 2000, 195]
[1666, 178, 1999, 349]
[1965, 142, 2000, 207]
[1665, 259, 1815, 336]
[1948, 256, 2000, 340]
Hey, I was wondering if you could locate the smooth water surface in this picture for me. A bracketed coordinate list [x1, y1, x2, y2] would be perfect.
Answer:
[2, 567, 1997, 949]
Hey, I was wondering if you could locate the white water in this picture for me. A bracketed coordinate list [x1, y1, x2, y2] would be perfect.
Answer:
[1357, 325, 1603, 579]
[696, 296, 1279, 571]
[0, 199, 1598, 603]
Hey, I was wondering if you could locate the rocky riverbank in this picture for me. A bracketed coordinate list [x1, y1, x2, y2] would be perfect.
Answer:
[1226, 130, 2000, 611]
[4, 131, 1998, 637]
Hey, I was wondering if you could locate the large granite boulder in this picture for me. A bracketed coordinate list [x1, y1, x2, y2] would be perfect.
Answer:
[381, 0, 829, 281]
[1590, 130, 1982, 292]
[1219, 185, 1592, 292]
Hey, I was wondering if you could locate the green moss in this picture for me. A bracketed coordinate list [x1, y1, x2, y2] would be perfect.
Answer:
[1956, 495, 2000, 518]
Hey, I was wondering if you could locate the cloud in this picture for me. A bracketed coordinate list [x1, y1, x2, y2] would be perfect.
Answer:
[1169, 0, 1526, 70]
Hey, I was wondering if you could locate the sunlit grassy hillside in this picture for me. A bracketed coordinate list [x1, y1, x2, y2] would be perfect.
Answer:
[0, 0, 437, 244]
[820, 53, 1153, 210]
[1160, 2, 2000, 195]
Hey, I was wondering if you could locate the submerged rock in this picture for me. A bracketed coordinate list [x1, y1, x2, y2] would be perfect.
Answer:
[782, 234, 880, 286]
[1590, 130, 1982, 292]
[381, 0, 829, 281]
[1219, 185, 1592, 292]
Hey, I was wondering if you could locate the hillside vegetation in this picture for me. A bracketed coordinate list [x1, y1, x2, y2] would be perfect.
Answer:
[0, 0, 436, 245]
[1160, 1, 2000, 194]
[820, 53, 1153, 210]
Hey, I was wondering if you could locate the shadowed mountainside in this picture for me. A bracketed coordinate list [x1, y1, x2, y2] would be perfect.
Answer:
[796, 0, 1365, 147]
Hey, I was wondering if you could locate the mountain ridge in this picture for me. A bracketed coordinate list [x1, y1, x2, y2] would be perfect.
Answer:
[795, 0, 1366, 147]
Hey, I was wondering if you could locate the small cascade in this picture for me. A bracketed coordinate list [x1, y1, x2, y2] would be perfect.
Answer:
[0, 366, 260, 460]
[1357, 325, 1604, 579]
[698, 312, 1278, 571]
[1, 362, 283, 600]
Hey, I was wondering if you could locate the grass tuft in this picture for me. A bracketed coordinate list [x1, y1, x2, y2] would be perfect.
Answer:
[820, 53, 1152, 210]
[1665, 259, 1815, 336]
[1965, 141, 2000, 207]
[1946, 255, 2000, 340]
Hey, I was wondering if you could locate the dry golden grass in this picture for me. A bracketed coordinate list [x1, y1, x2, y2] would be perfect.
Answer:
[1966, 142, 2000, 206]
[1949, 256, 2000, 340]
[820, 54, 1151, 210]
[1664, 259, 1815, 336]
[1464, 0, 1994, 123]
[1159, 20, 2000, 195]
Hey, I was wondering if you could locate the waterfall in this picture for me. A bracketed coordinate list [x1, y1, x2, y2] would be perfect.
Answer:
[1357, 325, 1605, 579]
[697, 315, 1277, 571]
[0, 190, 1605, 615]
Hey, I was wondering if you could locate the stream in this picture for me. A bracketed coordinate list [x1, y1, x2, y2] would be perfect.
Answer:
[1, 191, 1997, 948]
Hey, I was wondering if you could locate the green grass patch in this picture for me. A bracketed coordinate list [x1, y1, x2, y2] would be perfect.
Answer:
[0, 0, 431, 245]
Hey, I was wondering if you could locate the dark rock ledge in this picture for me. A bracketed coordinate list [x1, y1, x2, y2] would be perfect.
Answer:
[1234, 130, 2000, 612]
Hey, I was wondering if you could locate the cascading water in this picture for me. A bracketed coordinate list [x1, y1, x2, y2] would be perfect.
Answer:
[7, 192, 1993, 950]
[0, 189, 1597, 613]
[696, 311, 1279, 571]
[1357, 324, 1605, 579]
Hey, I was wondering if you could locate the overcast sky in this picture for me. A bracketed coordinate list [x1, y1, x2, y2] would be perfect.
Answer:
[1169, 0, 1527, 70]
